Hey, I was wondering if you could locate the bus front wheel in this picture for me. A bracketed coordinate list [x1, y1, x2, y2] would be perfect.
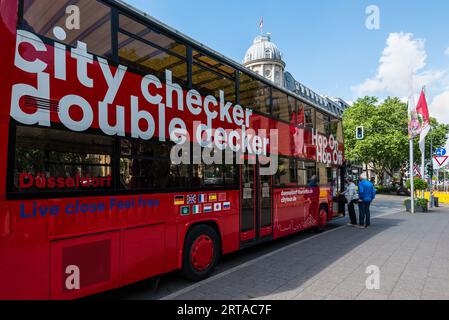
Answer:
[182, 225, 220, 282]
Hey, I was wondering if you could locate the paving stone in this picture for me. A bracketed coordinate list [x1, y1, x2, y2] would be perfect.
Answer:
[356, 290, 389, 300]
[293, 291, 325, 300]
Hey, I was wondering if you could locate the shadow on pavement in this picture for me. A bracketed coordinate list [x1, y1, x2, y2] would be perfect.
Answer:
[92, 211, 407, 300]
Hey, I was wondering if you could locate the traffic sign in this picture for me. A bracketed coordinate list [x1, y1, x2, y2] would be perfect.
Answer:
[413, 164, 422, 178]
[435, 148, 447, 156]
[433, 155, 449, 169]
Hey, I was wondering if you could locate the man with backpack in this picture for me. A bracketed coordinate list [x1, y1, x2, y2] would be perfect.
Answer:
[358, 173, 376, 228]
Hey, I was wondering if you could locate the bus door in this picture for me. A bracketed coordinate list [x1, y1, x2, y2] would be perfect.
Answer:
[240, 162, 273, 245]
[332, 167, 345, 216]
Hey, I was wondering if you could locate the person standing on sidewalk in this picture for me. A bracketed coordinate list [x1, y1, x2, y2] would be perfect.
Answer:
[358, 173, 376, 228]
[342, 177, 358, 226]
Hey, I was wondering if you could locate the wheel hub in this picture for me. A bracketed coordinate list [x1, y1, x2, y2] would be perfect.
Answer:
[191, 235, 214, 272]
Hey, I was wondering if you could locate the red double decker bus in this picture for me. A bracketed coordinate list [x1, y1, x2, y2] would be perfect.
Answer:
[0, 0, 345, 299]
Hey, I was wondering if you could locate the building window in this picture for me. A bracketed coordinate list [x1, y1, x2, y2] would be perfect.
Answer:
[264, 68, 272, 78]
[265, 49, 272, 59]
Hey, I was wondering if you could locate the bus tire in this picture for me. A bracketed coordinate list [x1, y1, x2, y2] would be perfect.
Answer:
[182, 224, 220, 282]
[315, 205, 328, 233]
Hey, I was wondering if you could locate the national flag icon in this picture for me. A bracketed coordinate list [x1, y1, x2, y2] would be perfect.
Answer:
[193, 205, 202, 214]
[214, 203, 222, 212]
[198, 194, 207, 203]
[223, 202, 231, 211]
[204, 204, 213, 213]
[174, 195, 185, 206]
[219, 193, 227, 202]
[180, 206, 190, 216]
[187, 194, 197, 204]
[209, 194, 218, 202]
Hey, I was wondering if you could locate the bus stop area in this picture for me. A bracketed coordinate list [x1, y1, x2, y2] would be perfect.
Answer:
[156, 196, 449, 301]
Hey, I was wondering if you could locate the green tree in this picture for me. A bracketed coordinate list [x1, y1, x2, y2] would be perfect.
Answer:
[344, 97, 408, 184]
[343, 96, 449, 185]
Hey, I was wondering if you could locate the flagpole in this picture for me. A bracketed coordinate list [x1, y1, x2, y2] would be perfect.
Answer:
[410, 140, 415, 213]
[420, 86, 426, 182]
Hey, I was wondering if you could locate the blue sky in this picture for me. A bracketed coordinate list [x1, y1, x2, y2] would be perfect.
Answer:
[125, 0, 449, 123]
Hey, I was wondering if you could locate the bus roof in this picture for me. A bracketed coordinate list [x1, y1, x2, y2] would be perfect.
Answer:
[108, 0, 344, 120]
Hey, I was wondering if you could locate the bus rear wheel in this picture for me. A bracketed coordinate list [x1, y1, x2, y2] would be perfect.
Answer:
[315, 206, 328, 233]
[182, 225, 220, 282]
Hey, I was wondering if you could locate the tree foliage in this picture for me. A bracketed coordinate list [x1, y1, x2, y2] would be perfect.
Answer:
[343, 96, 449, 185]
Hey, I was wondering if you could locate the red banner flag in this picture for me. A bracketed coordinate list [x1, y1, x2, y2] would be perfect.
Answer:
[416, 89, 430, 128]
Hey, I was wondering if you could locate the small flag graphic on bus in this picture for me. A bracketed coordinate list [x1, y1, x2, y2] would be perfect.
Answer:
[187, 194, 197, 204]
[181, 206, 190, 216]
[219, 193, 227, 202]
[198, 194, 207, 203]
[209, 194, 218, 202]
[204, 204, 213, 213]
[223, 202, 231, 211]
[214, 203, 222, 212]
[174, 195, 185, 206]
[193, 205, 201, 214]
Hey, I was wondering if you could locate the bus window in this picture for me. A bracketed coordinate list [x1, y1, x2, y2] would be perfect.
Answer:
[297, 161, 316, 186]
[22, 0, 112, 58]
[193, 51, 236, 78]
[316, 112, 331, 136]
[192, 148, 239, 187]
[120, 139, 192, 190]
[317, 163, 332, 186]
[271, 90, 291, 122]
[297, 161, 308, 186]
[275, 157, 297, 187]
[12, 125, 114, 194]
[303, 103, 315, 130]
[192, 64, 236, 103]
[118, 32, 187, 85]
[239, 73, 271, 114]
[331, 117, 344, 142]
[119, 14, 187, 58]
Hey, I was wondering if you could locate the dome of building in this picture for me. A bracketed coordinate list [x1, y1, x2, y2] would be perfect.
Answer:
[243, 34, 284, 65]
[243, 33, 286, 87]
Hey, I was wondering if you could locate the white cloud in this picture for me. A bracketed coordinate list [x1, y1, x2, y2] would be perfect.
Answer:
[430, 91, 449, 124]
[352, 32, 444, 98]
[445, 47, 449, 56]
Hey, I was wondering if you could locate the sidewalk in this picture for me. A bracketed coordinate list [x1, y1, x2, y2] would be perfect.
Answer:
[167, 206, 449, 300]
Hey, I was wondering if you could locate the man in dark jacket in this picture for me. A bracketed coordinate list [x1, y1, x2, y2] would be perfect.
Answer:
[358, 174, 376, 228]
[308, 175, 318, 187]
